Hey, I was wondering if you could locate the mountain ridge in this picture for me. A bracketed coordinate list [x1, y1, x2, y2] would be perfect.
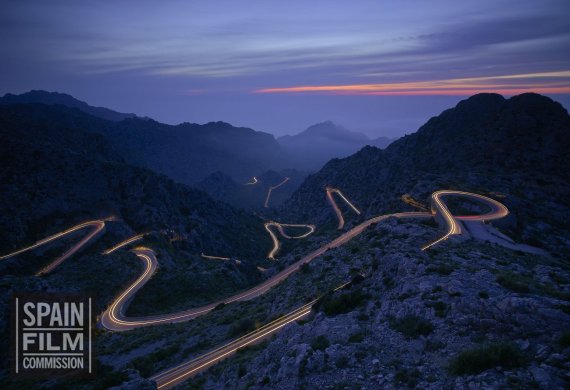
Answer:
[0, 98, 288, 184]
[0, 91, 397, 182]
[0, 90, 138, 122]
[282, 92, 570, 256]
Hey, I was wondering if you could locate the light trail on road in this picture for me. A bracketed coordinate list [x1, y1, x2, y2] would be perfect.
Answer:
[421, 190, 509, 250]
[3, 189, 513, 384]
[2, 190, 510, 332]
[103, 234, 146, 255]
[148, 190, 509, 387]
[401, 194, 429, 211]
[201, 253, 231, 261]
[326, 187, 361, 229]
[244, 176, 259, 185]
[264, 222, 316, 260]
[151, 301, 315, 389]
[0, 220, 107, 276]
[151, 278, 355, 388]
[100, 212, 432, 331]
[0, 183, 522, 390]
[264, 177, 290, 208]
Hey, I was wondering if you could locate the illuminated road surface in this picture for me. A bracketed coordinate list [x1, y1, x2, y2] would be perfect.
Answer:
[151, 301, 315, 389]
[0, 191, 516, 387]
[421, 190, 509, 250]
[264, 177, 290, 208]
[2, 190, 516, 384]
[244, 176, 259, 185]
[147, 191, 509, 388]
[100, 210, 436, 331]
[326, 187, 361, 229]
[151, 281, 355, 389]
[0, 220, 106, 276]
[264, 222, 316, 259]
[2, 190, 511, 324]
[2, 190, 512, 334]
[401, 194, 429, 211]
[103, 234, 146, 255]
[201, 253, 231, 261]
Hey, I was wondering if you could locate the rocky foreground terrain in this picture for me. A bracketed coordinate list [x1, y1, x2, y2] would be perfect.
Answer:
[188, 219, 570, 389]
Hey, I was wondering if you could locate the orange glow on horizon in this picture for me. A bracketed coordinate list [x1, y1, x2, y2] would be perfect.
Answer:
[254, 71, 570, 96]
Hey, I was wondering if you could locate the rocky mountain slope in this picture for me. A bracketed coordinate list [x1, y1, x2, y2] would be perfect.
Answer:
[195, 219, 570, 389]
[278, 121, 393, 170]
[282, 93, 570, 257]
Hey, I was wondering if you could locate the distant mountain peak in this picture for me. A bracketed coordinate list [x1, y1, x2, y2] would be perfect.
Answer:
[277, 121, 393, 171]
[301, 120, 367, 139]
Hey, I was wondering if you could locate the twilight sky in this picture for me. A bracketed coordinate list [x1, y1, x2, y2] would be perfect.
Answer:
[1, 0, 570, 138]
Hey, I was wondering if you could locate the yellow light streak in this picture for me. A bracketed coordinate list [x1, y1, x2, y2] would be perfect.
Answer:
[326, 187, 361, 229]
[102, 234, 146, 255]
[264, 177, 290, 208]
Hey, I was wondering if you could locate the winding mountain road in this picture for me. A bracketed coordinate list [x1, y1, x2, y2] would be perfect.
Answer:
[264, 177, 290, 208]
[421, 190, 509, 250]
[244, 176, 259, 185]
[103, 233, 146, 255]
[326, 187, 361, 229]
[1, 190, 519, 387]
[151, 301, 316, 389]
[100, 190, 511, 332]
[0, 220, 107, 276]
[264, 222, 316, 259]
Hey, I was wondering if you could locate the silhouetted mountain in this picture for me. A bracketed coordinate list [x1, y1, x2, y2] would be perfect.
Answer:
[0, 92, 396, 184]
[0, 90, 137, 121]
[277, 121, 394, 170]
[97, 117, 288, 184]
[0, 93, 289, 183]
[283, 93, 570, 255]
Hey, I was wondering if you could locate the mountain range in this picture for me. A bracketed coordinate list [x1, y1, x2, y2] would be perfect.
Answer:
[0, 91, 394, 186]
[0, 90, 138, 121]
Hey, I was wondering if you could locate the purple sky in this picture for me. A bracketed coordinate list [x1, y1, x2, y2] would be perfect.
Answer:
[1, 0, 569, 138]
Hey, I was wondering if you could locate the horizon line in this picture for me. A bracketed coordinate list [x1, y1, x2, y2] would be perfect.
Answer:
[254, 71, 570, 96]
